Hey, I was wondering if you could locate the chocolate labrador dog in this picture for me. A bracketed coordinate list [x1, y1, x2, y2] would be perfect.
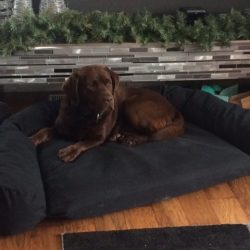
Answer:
[31, 65, 184, 162]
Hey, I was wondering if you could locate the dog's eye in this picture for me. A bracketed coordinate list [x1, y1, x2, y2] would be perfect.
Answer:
[87, 80, 97, 89]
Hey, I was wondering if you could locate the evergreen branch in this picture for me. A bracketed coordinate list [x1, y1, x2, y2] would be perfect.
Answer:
[0, 8, 250, 55]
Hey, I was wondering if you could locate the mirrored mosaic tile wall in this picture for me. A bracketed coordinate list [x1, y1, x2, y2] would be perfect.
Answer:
[1, 41, 250, 92]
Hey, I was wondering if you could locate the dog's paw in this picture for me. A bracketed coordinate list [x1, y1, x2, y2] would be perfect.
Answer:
[30, 132, 48, 146]
[116, 133, 147, 146]
[30, 127, 54, 146]
[117, 134, 135, 145]
[58, 145, 81, 162]
[30, 135, 40, 146]
[109, 133, 122, 142]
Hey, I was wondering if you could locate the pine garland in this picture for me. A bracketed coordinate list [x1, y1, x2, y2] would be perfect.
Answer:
[0, 9, 250, 55]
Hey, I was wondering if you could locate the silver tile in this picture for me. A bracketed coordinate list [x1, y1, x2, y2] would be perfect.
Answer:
[128, 66, 148, 73]
[132, 75, 158, 82]
[211, 73, 229, 79]
[193, 74, 211, 79]
[228, 72, 248, 78]
[147, 66, 165, 72]
[183, 44, 202, 52]
[211, 45, 236, 52]
[157, 74, 176, 80]
[15, 68, 54, 74]
[110, 47, 130, 53]
[119, 75, 132, 82]
[237, 69, 250, 74]
[148, 48, 167, 53]
[46, 58, 77, 64]
[0, 78, 47, 84]
[77, 58, 106, 64]
[34, 45, 65, 50]
[193, 55, 213, 61]
[0, 57, 20, 65]
[158, 56, 187, 62]
[72, 48, 92, 55]
[230, 55, 250, 60]
[217, 60, 249, 65]
[105, 57, 122, 63]
[164, 63, 185, 72]
[183, 65, 217, 71]
[230, 41, 250, 46]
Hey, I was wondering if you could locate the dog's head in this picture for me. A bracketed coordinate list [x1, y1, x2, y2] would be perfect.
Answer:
[62, 65, 119, 121]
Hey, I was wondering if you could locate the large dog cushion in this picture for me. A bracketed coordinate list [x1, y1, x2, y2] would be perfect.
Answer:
[0, 101, 10, 124]
[158, 85, 250, 155]
[38, 123, 250, 219]
[0, 102, 46, 235]
[0, 121, 47, 235]
[1, 84, 250, 234]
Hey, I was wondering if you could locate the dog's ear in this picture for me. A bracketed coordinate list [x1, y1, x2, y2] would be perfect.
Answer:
[105, 67, 119, 93]
[63, 72, 80, 106]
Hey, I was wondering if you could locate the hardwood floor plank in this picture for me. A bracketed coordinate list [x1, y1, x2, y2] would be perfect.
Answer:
[228, 176, 250, 221]
[62, 218, 96, 233]
[152, 198, 189, 227]
[204, 183, 235, 200]
[229, 176, 250, 198]
[0, 235, 19, 250]
[178, 190, 220, 225]
[123, 205, 159, 229]
[209, 198, 248, 224]
[94, 214, 117, 231]
[29, 222, 63, 250]
[109, 211, 129, 230]
[234, 197, 250, 220]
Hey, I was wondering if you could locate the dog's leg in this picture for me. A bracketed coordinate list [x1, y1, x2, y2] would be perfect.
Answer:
[150, 112, 185, 141]
[122, 97, 184, 144]
[31, 127, 54, 146]
[58, 139, 105, 162]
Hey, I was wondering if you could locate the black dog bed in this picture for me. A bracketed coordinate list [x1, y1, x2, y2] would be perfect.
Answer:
[0, 101, 10, 123]
[1, 85, 250, 236]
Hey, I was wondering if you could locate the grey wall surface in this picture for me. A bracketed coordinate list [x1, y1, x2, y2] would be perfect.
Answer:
[32, 0, 250, 14]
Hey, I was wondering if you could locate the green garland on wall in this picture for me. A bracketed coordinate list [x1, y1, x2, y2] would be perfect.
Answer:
[0, 9, 250, 55]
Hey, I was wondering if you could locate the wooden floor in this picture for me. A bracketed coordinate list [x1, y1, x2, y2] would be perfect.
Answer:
[0, 176, 250, 250]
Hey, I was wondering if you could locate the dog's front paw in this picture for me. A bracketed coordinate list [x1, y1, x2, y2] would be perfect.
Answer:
[30, 128, 53, 146]
[58, 145, 81, 162]
[30, 135, 43, 146]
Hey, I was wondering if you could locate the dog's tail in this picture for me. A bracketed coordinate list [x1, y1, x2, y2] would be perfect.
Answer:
[150, 112, 185, 141]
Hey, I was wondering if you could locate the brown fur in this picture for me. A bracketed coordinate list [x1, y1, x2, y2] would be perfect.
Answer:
[31, 65, 184, 162]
